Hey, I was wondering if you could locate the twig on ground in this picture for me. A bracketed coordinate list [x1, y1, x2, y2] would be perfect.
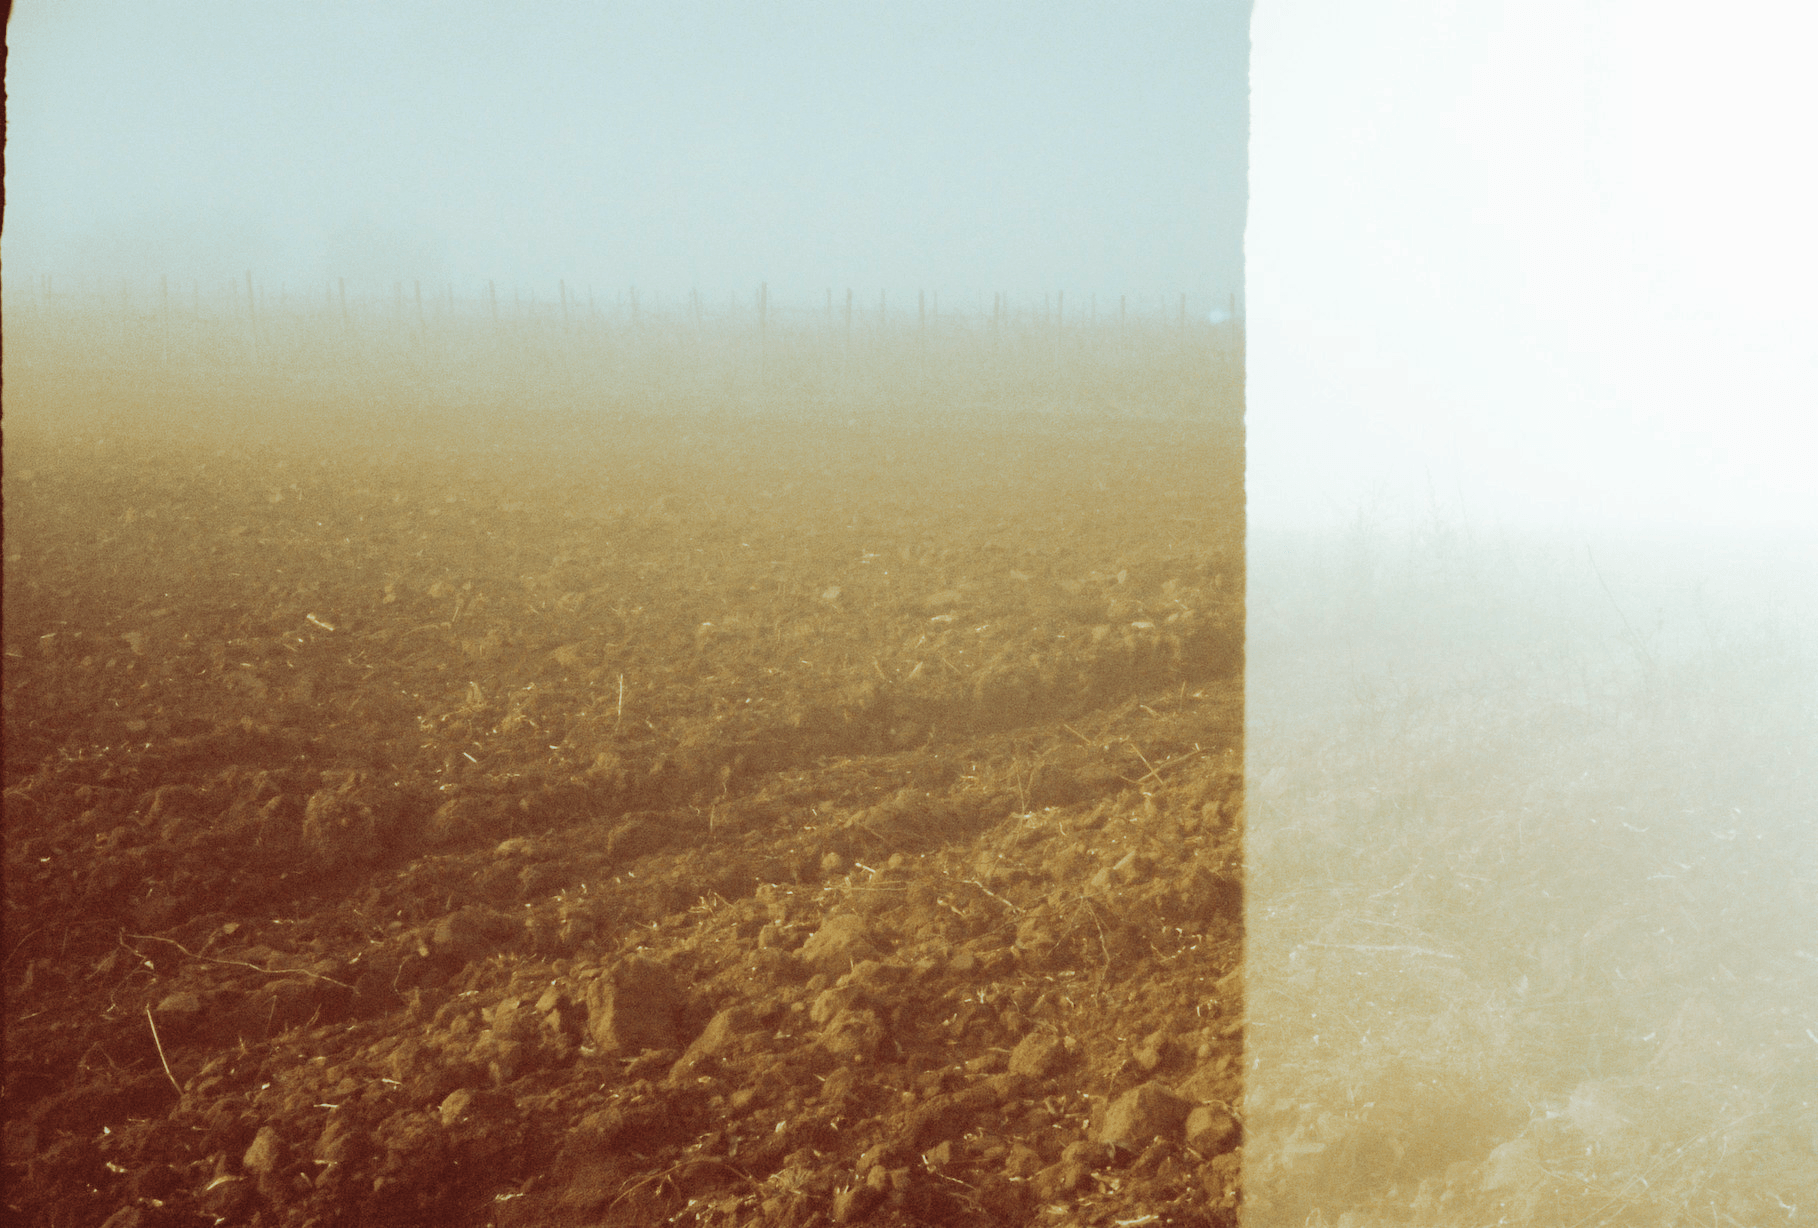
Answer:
[126, 932, 352, 988]
[609, 1158, 759, 1210]
[5, 927, 44, 967]
[145, 1006, 182, 1095]
[955, 877, 1022, 914]
[1119, 744, 1204, 788]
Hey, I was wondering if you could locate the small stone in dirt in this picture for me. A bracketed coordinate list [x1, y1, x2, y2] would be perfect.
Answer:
[820, 1067, 858, 1105]
[1133, 1028, 1169, 1071]
[1184, 1104, 1239, 1155]
[1008, 1030, 1066, 1078]
[820, 1008, 886, 1062]
[155, 990, 202, 1016]
[986, 1071, 1036, 1103]
[839, 958, 908, 992]
[680, 1005, 750, 1063]
[810, 987, 852, 1025]
[242, 1125, 286, 1175]
[1031, 1160, 1090, 1200]
[1176, 1056, 1240, 1106]
[964, 1050, 1006, 1075]
[821, 851, 847, 874]
[831, 1180, 883, 1223]
[439, 1088, 480, 1128]
[606, 816, 669, 863]
[431, 906, 514, 962]
[1100, 1082, 1191, 1152]
[798, 913, 879, 973]
[1004, 1142, 1043, 1178]
[856, 1142, 900, 1174]
[585, 956, 683, 1052]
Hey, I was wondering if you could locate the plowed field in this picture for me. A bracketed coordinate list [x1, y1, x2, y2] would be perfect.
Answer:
[4, 386, 1243, 1228]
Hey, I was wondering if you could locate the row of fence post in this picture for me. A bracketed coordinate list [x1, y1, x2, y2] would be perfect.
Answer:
[12, 272, 1243, 415]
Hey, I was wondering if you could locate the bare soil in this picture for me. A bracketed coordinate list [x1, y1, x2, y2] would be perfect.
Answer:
[4, 386, 1243, 1228]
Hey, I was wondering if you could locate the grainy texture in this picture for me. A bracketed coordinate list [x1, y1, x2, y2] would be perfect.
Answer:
[4, 387, 1243, 1228]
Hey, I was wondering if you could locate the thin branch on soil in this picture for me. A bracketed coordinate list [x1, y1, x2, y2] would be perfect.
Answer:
[608, 1158, 759, 1210]
[1119, 743, 1203, 788]
[5, 927, 44, 967]
[126, 932, 353, 987]
[145, 1005, 182, 1095]
[1079, 898, 1114, 972]
[77, 1041, 124, 1075]
[1125, 742, 1163, 787]
[953, 876, 1022, 915]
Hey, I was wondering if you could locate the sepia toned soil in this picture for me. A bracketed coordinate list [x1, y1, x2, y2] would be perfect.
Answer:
[3, 386, 1244, 1228]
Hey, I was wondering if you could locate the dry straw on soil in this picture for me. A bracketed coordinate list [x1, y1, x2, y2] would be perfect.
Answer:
[1245, 511, 1817, 1226]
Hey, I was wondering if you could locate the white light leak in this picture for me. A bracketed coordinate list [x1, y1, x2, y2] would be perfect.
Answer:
[1249, 0, 1818, 535]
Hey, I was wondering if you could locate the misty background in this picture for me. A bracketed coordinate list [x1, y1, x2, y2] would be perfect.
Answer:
[8, 1, 1815, 533]
[3, 1, 1247, 317]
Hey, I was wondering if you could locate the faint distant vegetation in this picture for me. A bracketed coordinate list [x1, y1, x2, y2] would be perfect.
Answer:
[4, 274, 1242, 436]
[1244, 515, 1818, 1226]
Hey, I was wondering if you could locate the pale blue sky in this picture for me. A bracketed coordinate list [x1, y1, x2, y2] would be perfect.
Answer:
[3, 1, 1250, 310]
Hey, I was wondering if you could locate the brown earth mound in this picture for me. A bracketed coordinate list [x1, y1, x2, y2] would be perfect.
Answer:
[4, 396, 1243, 1228]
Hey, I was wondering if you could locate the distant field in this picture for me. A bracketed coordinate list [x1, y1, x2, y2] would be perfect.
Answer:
[2, 281, 1242, 430]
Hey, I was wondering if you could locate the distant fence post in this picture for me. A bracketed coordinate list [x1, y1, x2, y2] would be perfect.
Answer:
[918, 289, 926, 386]
[246, 270, 258, 365]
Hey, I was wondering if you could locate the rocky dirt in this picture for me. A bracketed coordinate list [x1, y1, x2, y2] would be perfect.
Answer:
[4, 389, 1244, 1228]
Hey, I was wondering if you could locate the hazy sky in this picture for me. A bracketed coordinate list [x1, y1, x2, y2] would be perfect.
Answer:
[1248, 0, 1818, 533]
[3, 1, 1250, 310]
[9, 1, 1815, 535]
